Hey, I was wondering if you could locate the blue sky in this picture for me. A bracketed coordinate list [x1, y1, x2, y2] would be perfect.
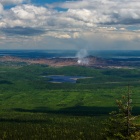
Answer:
[0, 0, 140, 50]
[31, 0, 69, 4]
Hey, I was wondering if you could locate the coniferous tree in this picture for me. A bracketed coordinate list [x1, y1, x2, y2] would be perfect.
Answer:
[102, 85, 137, 140]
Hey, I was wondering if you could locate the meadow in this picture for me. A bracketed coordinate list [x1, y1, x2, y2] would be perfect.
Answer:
[0, 63, 140, 139]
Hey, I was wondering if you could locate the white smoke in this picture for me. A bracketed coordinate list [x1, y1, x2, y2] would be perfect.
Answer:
[76, 49, 89, 65]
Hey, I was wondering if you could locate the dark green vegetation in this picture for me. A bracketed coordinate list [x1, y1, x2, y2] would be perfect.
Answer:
[0, 64, 140, 139]
[103, 90, 140, 140]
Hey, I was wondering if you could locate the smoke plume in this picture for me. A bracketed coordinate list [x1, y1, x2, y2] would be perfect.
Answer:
[76, 49, 89, 65]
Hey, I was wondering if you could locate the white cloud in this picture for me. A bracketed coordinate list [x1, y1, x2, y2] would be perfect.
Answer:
[0, 3, 3, 13]
[73, 32, 79, 39]
[0, 4, 49, 28]
[46, 32, 71, 39]
[12, 6, 35, 20]
[55, 0, 140, 25]
[1, 1, 140, 30]
[0, 0, 28, 5]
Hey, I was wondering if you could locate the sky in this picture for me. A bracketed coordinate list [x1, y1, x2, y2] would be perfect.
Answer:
[0, 0, 140, 50]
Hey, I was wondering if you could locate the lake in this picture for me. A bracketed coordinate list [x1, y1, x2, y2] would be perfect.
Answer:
[46, 75, 88, 83]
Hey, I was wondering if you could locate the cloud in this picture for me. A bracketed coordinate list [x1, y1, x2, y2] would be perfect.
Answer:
[0, 3, 3, 13]
[1, 26, 45, 36]
[0, 1, 140, 31]
[46, 32, 71, 39]
[11, 4, 48, 20]
[0, 4, 49, 28]
[55, 0, 140, 25]
[0, 0, 140, 50]
[0, 0, 29, 5]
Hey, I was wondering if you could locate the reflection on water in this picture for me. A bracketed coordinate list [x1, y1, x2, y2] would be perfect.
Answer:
[46, 75, 86, 83]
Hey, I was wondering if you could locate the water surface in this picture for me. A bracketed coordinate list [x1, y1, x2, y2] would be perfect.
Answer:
[46, 75, 87, 83]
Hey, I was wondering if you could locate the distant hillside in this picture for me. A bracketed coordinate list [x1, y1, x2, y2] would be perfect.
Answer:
[0, 55, 139, 68]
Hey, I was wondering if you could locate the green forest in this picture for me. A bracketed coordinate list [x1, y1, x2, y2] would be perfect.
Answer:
[0, 63, 140, 139]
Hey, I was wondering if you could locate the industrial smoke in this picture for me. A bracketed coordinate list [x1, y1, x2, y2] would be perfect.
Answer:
[76, 49, 89, 65]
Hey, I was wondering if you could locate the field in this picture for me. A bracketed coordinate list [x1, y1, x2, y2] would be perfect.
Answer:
[0, 63, 140, 139]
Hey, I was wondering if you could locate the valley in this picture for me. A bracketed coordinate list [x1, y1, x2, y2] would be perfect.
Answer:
[0, 58, 140, 139]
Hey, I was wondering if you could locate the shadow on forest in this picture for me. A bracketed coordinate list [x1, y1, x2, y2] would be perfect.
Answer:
[12, 106, 140, 116]
[0, 80, 13, 84]
[0, 106, 139, 123]
[12, 106, 118, 116]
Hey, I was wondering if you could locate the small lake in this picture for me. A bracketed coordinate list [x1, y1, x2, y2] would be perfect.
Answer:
[46, 75, 88, 83]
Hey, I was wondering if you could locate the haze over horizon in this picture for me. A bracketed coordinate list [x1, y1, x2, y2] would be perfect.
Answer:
[0, 0, 140, 50]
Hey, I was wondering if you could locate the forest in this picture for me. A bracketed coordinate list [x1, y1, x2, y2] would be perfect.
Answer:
[0, 63, 140, 139]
